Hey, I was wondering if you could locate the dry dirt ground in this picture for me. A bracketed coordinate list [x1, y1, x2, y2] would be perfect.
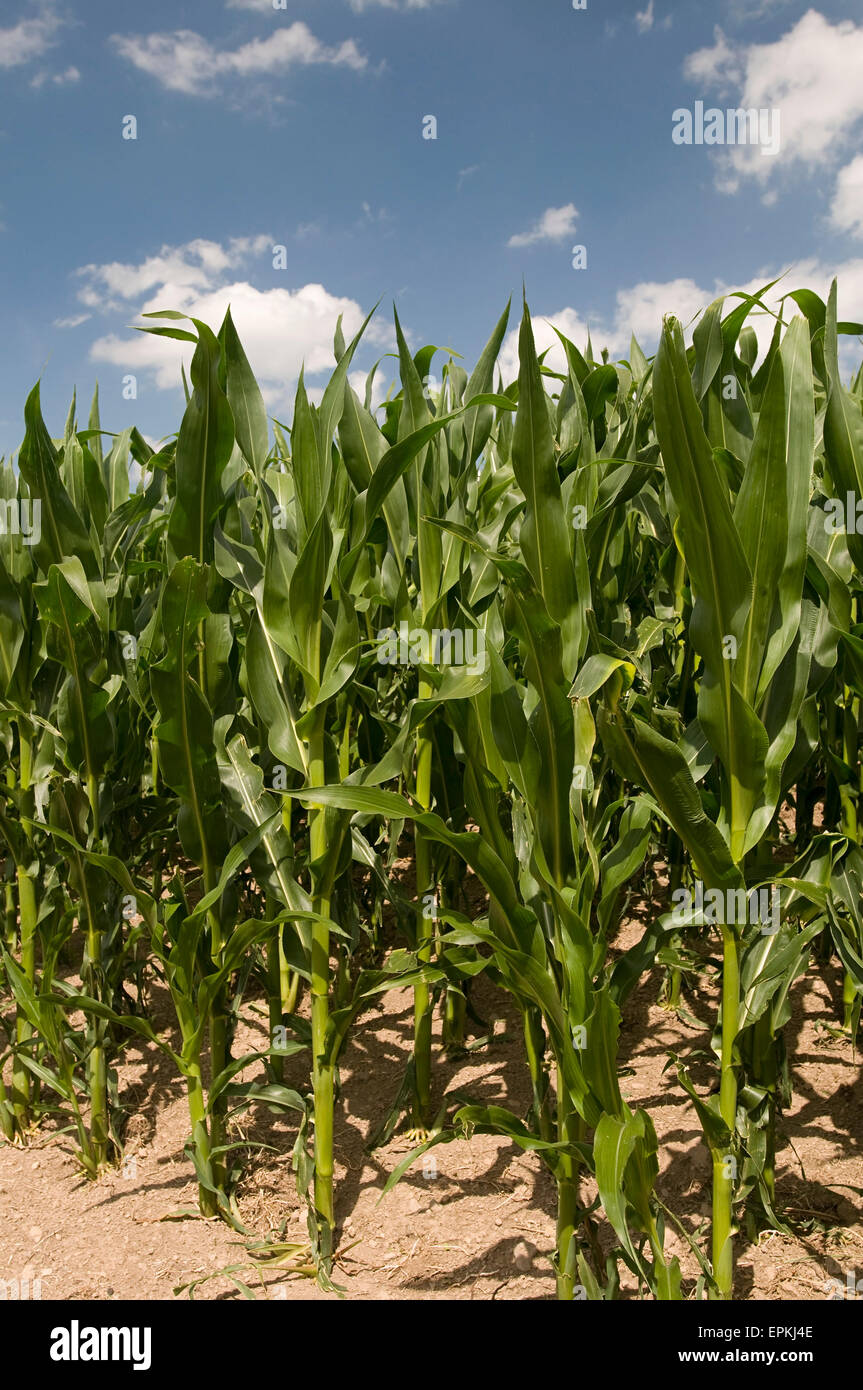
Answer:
[1, 910, 861, 1302]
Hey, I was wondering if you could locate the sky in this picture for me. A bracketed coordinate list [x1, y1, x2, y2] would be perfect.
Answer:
[1, 0, 863, 456]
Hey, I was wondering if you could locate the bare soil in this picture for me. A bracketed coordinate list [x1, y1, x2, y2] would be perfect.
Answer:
[1, 905, 860, 1302]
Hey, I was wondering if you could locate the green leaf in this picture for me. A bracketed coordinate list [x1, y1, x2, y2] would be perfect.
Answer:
[512, 299, 582, 673]
[220, 308, 269, 492]
[18, 384, 97, 578]
[168, 321, 235, 564]
[150, 558, 225, 867]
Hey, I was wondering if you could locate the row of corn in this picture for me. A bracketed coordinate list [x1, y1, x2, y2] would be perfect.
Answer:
[1, 283, 861, 1299]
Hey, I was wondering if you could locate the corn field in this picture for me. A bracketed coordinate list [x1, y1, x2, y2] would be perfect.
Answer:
[1, 280, 862, 1304]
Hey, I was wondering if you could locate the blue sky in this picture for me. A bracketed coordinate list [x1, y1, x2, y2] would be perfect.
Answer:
[1, 0, 863, 456]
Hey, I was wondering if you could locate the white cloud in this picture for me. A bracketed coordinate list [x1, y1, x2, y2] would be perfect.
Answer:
[499, 289, 705, 383]
[91, 284, 384, 400]
[53, 312, 91, 328]
[726, 0, 798, 22]
[499, 308, 591, 385]
[683, 25, 742, 91]
[507, 203, 579, 249]
[357, 201, 392, 229]
[721, 259, 863, 371]
[831, 156, 863, 239]
[74, 237, 272, 309]
[634, 2, 671, 34]
[30, 64, 80, 88]
[110, 21, 366, 96]
[0, 3, 62, 70]
[498, 262, 863, 381]
[683, 11, 863, 185]
[76, 235, 389, 413]
[347, 1, 448, 10]
[635, 2, 655, 34]
[348, 367, 391, 410]
[615, 278, 713, 346]
[228, 0, 450, 8]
